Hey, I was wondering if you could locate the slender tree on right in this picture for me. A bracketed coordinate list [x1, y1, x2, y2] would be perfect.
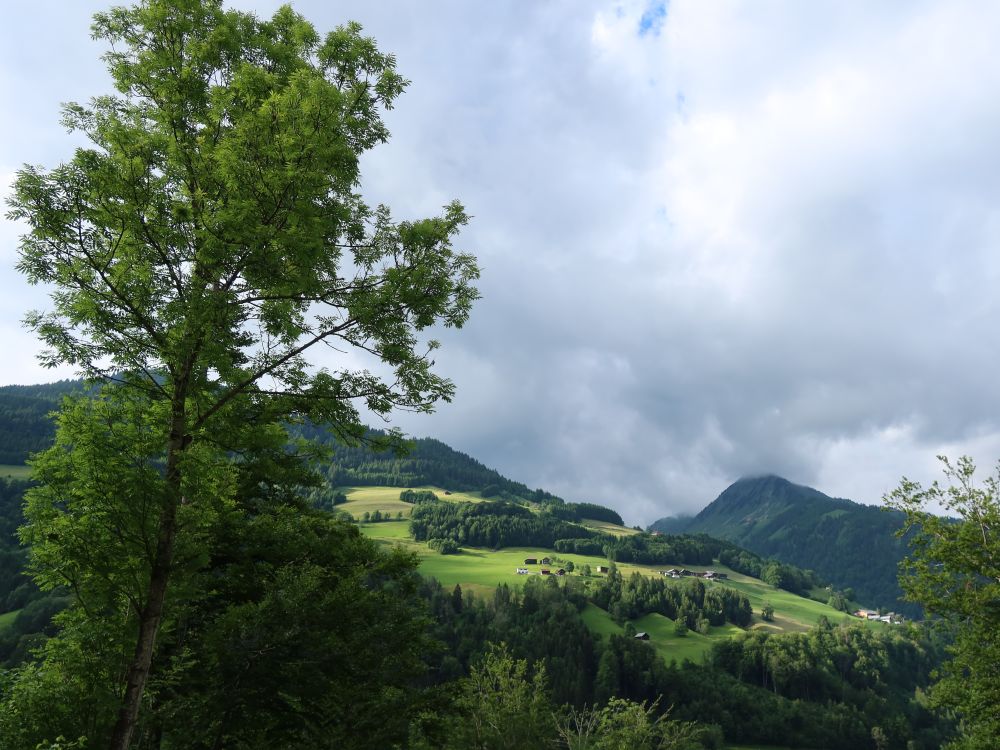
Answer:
[885, 456, 1000, 749]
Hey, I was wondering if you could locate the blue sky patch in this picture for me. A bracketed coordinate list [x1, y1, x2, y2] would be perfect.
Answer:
[639, 1, 668, 36]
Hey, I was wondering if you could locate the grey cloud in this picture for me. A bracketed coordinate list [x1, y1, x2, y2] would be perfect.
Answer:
[5, 1, 1000, 524]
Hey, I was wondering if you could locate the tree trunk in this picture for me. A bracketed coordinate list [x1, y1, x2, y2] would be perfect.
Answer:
[109, 402, 186, 750]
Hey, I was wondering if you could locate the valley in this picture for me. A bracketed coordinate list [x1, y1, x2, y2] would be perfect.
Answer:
[349, 485, 886, 668]
[0, 382, 955, 748]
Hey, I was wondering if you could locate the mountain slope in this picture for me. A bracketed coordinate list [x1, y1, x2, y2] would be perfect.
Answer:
[0, 381, 562, 503]
[0, 381, 83, 465]
[649, 475, 915, 615]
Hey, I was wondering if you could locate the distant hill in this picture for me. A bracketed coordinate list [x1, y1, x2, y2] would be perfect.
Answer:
[0, 379, 553, 489]
[649, 475, 916, 616]
[295, 423, 560, 503]
[0, 381, 83, 465]
[0, 380, 573, 506]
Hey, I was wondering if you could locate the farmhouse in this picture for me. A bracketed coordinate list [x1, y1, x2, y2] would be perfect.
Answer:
[556, 568, 566, 576]
[597, 565, 610, 574]
[634, 632, 650, 641]
[541, 568, 551, 575]
[524, 558, 537, 565]
[515, 568, 529, 575]
[540, 557, 551, 565]
[703, 571, 728, 580]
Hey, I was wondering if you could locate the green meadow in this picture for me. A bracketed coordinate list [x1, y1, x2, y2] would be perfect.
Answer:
[581, 519, 640, 536]
[342, 486, 483, 521]
[0, 608, 20, 633]
[353, 487, 866, 657]
[0, 464, 32, 480]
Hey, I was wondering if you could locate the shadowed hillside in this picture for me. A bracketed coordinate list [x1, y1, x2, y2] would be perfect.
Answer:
[649, 475, 916, 616]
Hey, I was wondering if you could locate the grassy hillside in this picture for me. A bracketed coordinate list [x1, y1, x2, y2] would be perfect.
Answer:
[353, 487, 864, 665]
[0, 465, 32, 481]
[650, 475, 915, 616]
[340, 486, 485, 521]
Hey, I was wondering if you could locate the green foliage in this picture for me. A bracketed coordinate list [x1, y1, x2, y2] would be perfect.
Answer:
[0, 381, 82, 465]
[8, 0, 479, 742]
[451, 643, 556, 749]
[592, 571, 752, 629]
[1, 434, 434, 749]
[761, 602, 775, 621]
[428, 537, 460, 555]
[411, 498, 596, 548]
[709, 623, 950, 747]
[557, 698, 719, 750]
[885, 456, 1000, 749]
[0, 478, 42, 616]
[545, 501, 625, 526]
[400, 489, 440, 504]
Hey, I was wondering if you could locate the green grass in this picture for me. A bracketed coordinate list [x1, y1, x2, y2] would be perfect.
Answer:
[359, 519, 412, 540]
[580, 605, 746, 664]
[581, 519, 640, 536]
[0, 464, 32, 480]
[341, 486, 483, 520]
[356, 488, 860, 654]
[634, 612, 716, 663]
[0, 608, 20, 633]
[719, 576, 856, 632]
[581, 603, 626, 638]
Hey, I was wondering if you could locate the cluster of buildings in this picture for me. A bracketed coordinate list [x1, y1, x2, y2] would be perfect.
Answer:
[517, 557, 566, 576]
[853, 609, 904, 624]
[660, 568, 728, 580]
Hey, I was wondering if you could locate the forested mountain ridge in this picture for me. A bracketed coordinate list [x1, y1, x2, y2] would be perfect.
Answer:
[296, 422, 562, 503]
[649, 475, 915, 615]
[0, 381, 83, 465]
[2, 380, 632, 529]
[0, 380, 555, 497]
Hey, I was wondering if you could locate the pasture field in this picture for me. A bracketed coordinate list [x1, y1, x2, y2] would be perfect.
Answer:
[720, 577, 856, 631]
[357, 493, 865, 656]
[0, 464, 32, 480]
[0, 608, 20, 633]
[341, 486, 483, 520]
[583, 604, 749, 664]
[580, 519, 640, 536]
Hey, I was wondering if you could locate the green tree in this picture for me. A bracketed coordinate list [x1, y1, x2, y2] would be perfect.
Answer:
[8, 1, 478, 746]
[1, 393, 434, 749]
[556, 698, 713, 750]
[885, 456, 1000, 749]
[761, 602, 775, 622]
[451, 644, 555, 749]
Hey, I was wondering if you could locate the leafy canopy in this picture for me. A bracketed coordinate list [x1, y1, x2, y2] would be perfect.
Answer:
[9, 0, 479, 442]
[885, 456, 1000, 749]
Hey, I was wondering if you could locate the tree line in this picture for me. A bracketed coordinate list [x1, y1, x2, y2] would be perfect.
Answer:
[415, 574, 952, 749]
[592, 567, 753, 630]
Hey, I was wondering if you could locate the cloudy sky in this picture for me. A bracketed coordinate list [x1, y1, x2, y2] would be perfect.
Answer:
[3, 1, 1000, 525]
